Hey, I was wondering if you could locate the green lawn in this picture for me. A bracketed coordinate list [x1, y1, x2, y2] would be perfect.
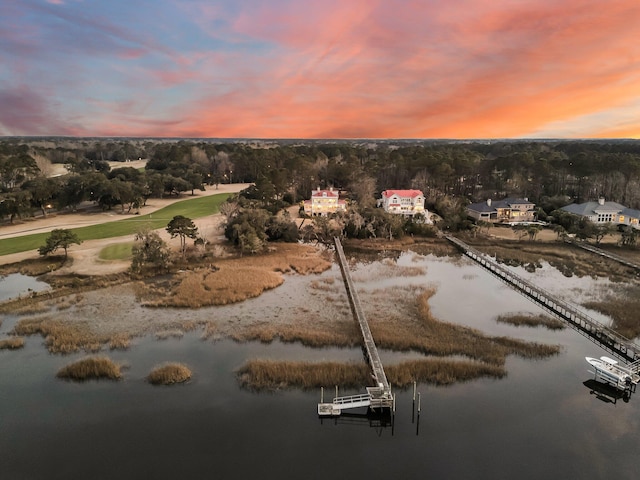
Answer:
[0, 193, 231, 257]
[98, 242, 134, 261]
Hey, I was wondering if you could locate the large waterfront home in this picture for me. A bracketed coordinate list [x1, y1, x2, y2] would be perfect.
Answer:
[561, 198, 640, 229]
[466, 197, 536, 224]
[303, 187, 346, 216]
[379, 189, 428, 219]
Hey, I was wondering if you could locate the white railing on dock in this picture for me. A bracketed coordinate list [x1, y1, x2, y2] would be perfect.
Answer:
[333, 237, 391, 393]
[333, 393, 372, 408]
[444, 235, 640, 367]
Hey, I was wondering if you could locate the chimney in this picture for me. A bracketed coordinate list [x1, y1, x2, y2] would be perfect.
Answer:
[598, 197, 605, 205]
[487, 198, 492, 206]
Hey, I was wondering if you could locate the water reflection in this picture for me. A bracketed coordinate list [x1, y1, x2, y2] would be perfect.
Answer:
[1, 253, 640, 479]
[583, 379, 633, 404]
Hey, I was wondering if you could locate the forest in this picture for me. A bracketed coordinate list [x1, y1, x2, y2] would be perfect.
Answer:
[2, 137, 640, 229]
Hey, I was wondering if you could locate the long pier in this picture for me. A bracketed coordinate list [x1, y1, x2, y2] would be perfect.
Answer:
[444, 235, 640, 373]
[566, 239, 640, 272]
[318, 237, 393, 416]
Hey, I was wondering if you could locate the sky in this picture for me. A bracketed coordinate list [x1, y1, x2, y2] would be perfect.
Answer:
[1, 0, 639, 139]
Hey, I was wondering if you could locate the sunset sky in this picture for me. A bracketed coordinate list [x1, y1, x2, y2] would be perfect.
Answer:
[1, 0, 639, 139]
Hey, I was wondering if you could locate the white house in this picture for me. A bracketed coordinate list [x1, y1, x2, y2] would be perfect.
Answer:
[303, 187, 346, 216]
[379, 189, 428, 219]
[561, 198, 640, 229]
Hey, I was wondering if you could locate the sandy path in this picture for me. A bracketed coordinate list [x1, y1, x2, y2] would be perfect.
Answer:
[0, 183, 250, 274]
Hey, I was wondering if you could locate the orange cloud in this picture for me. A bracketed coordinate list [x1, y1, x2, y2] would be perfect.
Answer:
[5, 0, 640, 138]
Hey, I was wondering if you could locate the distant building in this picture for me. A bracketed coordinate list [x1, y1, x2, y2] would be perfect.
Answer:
[303, 187, 346, 216]
[466, 197, 536, 223]
[379, 189, 428, 219]
[561, 198, 640, 229]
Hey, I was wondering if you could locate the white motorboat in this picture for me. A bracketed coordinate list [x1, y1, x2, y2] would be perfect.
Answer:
[586, 356, 640, 391]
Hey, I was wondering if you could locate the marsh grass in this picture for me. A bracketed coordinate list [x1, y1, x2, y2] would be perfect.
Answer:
[227, 286, 559, 366]
[10, 303, 51, 315]
[309, 278, 341, 293]
[0, 337, 25, 350]
[140, 243, 331, 308]
[200, 321, 218, 340]
[147, 363, 192, 385]
[109, 334, 131, 350]
[584, 286, 640, 339]
[57, 356, 122, 381]
[155, 329, 184, 340]
[230, 323, 359, 348]
[13, 317, 107, 353]
[496, 313, 565, 330]
[237, 358, 506, 391]
[52, 294, 84, 311]
[0, 257, 62, 276]
[385, 359, 506, 386]
[0, 273, 129, 315]
[370, 289, 561, 365]
[470, 239, 633, 279]
[237, 360, 370, 390]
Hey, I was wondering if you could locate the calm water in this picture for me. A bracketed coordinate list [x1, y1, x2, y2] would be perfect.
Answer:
[0, 273, 50, 301]
[0, 253, 638, 480]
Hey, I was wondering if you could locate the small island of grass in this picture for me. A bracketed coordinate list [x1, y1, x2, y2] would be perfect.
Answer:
[57, 356, 122, 381]
[0, 337, 25, 350]
[147, 363, 192, 385]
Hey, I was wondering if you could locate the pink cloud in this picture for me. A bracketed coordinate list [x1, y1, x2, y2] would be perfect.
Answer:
[13, 0, 640, 138]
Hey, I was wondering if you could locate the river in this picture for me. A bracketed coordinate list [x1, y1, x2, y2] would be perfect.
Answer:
[0, 253, 638, 479]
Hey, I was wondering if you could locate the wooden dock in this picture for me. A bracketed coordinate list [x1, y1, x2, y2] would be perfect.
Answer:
[317, 238, 393, 416]
[444, 235, 640, 373]
[566, 239, 640, 272]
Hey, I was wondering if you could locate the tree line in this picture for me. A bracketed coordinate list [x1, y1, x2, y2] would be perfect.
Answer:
[3, 137, 640, 228]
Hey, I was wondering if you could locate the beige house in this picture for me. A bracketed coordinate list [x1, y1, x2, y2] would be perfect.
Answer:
[303, 187, 346, 216]
[379, 189, 428, 219]
[467, 197, 536, 224]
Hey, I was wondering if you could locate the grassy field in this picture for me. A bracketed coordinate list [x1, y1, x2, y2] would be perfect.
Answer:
[98, 242, 134, 261]
[0, 192, 231, 256]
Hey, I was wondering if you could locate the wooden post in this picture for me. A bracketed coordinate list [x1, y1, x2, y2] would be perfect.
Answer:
[417, 392, 421, 415]
[321, 387, 324, 404]
[413, 381, 416, 401]
[335, 385, 338, 399]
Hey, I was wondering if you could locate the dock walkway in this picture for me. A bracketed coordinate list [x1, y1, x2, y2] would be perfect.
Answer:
[566, 239, 640, 272]
[444, 235, 640, 374]
[317, 238, 393, 416]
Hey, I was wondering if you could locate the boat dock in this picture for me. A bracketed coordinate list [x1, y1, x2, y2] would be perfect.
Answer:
[318, 237, 394, 416]
[444, 235, 640, 374]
